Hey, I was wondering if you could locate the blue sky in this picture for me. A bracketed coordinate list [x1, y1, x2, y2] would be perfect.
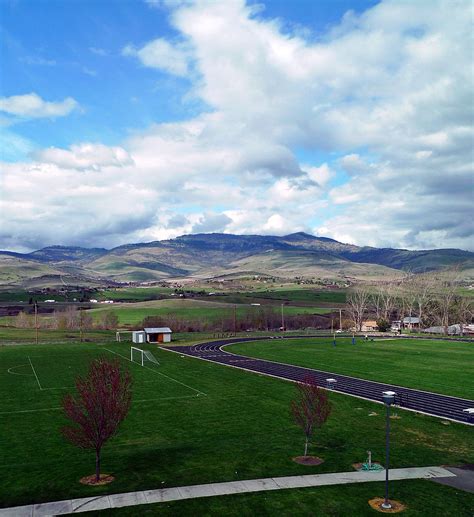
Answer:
[1, 0, 378, 155]
[0, 0, 472, 252]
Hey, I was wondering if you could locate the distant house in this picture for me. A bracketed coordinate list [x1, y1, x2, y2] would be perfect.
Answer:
[361, 320, 378, 332]
[423, 324, 474, 336]
[402, 317, 420, 329]
[144, 327, 172, 343]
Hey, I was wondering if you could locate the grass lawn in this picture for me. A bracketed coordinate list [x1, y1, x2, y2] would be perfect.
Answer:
[229, 338, 474, 399]
[87, 303, 332, 326]
[0, 337, 473, 511]
[88, 480, 474, 516]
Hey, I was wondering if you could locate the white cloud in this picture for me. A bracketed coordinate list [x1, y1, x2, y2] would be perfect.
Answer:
[1, 0, 473, 251]
[0, 93, 79, 119]
[33, 143, 133, 171]
[123, 38, 190, 77]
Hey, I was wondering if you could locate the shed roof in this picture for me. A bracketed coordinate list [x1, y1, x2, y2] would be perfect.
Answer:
[144, 327, 172, 334]
[403, 317, 420, 324]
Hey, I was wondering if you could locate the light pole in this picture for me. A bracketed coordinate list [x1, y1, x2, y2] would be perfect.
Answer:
[382, 391, 396, 510]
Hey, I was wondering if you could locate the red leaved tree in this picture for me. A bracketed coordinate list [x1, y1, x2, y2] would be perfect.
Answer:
[291, 375, 332, 457]
[62, 358, 132, 482]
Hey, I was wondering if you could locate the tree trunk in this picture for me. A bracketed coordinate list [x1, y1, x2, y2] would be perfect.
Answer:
[95, 448, 101, 482]
[304, 437, 309, 456]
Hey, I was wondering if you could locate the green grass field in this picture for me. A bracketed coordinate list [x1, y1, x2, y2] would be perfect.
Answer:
[229, 338, 474, 400]
[87, 302, 332, 326]
[0, 337, 473, 512]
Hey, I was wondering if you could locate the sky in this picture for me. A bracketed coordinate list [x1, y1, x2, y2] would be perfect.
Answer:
[0, 0, 473, 252]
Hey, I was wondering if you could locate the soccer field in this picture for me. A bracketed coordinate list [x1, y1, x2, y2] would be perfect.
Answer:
[1, 343, 204, 416]
[1, 339, 473, 510]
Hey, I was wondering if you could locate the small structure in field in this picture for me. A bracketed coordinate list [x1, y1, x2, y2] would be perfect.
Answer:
[144, 327, 172, 343]
[132, 331, 146, 344]
[402, 316, 420, 330]
[360, 320, 378, 332]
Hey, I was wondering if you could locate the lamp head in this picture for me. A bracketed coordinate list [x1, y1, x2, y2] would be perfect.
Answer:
[382, 391, 396, 405]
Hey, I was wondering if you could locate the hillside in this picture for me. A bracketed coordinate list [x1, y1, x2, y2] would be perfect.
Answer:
[1, 232, 473, 288]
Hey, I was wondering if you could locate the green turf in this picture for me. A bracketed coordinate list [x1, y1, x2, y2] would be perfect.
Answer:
[229, 338, 474, 399]
[87, 305, 331, 326]
[0, 338, 473, 509]
[88, 480, 474, 516]
[247, 289, 347, 304]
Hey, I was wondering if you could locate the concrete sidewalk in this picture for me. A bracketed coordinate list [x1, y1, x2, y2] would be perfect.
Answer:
[0, 466, 455, 516]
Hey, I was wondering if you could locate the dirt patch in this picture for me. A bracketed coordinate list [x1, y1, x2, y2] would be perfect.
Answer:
[80, 474, 115, 485]
[292, 456, 324, 466]
[368, 498, 406, 513]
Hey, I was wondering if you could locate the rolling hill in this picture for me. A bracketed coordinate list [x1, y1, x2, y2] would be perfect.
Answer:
[1, 233, 473, 288]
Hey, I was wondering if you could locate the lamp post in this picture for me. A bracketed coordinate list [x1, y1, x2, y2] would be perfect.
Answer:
[382, 391, 396, 510]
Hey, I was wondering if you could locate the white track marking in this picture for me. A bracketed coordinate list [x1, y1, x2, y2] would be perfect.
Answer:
[28, 356, 43, 391]
[103, 348, 207, 396]
[7, 364, 34, 376]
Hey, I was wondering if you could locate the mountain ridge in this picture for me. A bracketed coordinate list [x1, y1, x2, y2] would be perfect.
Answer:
[1, 232, 473, 288]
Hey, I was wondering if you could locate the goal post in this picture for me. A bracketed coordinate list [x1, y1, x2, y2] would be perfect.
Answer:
[130, 347, 160, 367]
[131, 346, 144, 366]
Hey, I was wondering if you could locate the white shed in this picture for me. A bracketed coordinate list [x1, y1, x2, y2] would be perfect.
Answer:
[132, 331, 146, 344]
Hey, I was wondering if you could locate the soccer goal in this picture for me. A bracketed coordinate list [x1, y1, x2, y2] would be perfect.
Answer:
[130, 347, 160, 366]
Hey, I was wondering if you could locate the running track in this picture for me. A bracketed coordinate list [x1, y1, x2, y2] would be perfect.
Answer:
[164, 336, 474, 425]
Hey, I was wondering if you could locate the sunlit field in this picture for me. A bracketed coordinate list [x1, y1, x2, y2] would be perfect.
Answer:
[0, 337, 473, 512]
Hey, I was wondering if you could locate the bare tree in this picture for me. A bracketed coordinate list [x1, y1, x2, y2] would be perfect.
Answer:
[291, 375, 332, 457]
[454, 296, 473, 336]
[433, 267, 461, 335]
[347, 286, 370, 331]
[62, 358, 132, 483]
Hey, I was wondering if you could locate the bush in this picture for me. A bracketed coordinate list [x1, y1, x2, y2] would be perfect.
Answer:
[376, 318, 390, 332]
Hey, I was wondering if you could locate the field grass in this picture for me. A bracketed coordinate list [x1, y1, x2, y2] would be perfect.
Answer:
[229, 338, 474, 399]
[0, 337, 473, 511]
[88, 480, 474, 516]
[87, 301, 332, 326]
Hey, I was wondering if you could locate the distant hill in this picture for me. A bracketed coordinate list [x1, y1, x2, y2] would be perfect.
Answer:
[1, 232, 473, 288]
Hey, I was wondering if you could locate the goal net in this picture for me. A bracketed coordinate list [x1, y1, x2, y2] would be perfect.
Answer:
[130, 347, 160, 366]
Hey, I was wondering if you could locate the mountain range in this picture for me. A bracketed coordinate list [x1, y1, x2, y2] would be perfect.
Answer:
[1, 233, 473, 288]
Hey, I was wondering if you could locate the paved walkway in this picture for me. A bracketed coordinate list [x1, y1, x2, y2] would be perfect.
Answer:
[0, 466, 455, 516]
[432, 465, 474, 493]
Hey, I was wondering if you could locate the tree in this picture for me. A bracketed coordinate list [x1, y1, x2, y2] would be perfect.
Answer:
[347, 286, 370, 332]
[376, 318, 391, 332]
[100, 311, 119, 330]
[291, 375, 332, 457]
[62, 358, 132, 483]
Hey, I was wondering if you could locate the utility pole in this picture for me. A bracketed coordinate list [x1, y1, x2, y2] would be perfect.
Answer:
[233, 305, 237, 335]
[34, 301, 38, 345]
[79, 308, 83, 342]
[339, 308, 342, 331]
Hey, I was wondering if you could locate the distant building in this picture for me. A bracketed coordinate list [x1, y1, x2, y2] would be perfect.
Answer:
[144, 327, 172, 343]
[132, 331, 146, 344]
[361, 320, 378, 332]
[402, 317, 421, 329]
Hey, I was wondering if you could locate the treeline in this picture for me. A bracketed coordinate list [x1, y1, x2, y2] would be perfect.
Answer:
[14, 308, 118, 330]
[347, 268, 473, 334]
[142, 308, 331, 333]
